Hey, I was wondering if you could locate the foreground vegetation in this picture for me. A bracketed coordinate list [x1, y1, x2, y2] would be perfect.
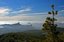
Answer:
[0, 32, 43, 42]
[0, 30, 64, 42]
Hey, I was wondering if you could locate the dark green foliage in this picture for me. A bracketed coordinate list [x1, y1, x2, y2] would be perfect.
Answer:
[0, 32, 46, 42]
[42, 5, 60, 42]
[0, 28, 63, 42]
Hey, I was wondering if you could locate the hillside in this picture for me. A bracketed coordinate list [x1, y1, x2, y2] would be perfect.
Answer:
[0, 28, 64, 42]
[0, 30, 44, 42]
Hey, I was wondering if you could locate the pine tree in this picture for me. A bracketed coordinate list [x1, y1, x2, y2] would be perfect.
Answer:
[42, 5, 59, 42]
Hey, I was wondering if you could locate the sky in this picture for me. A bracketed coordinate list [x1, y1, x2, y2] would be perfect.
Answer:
[0, 0, 64, 24]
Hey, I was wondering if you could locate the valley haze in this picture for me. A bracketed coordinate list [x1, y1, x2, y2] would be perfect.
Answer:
[0, 21, 63, 35]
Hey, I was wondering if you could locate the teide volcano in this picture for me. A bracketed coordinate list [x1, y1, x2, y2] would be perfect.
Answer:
[0, 22, 35, 35]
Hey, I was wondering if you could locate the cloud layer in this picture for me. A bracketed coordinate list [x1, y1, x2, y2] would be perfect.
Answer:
[0, 7, 47, 21]
[0, 7, 11, 16]
[0, 7, 63, 23]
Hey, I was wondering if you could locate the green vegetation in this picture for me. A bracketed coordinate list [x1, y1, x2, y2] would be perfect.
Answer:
[42, 5, 63, 42]
[0, 30, 64, 42]
[0, 32, 45, 42]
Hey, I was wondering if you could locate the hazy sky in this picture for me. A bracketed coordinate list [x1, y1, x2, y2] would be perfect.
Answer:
[0, 0, 64, 24]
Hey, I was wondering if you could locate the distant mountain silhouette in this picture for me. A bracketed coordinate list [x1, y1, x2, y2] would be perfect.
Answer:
[0, 22, 64, 35]
[57, 23, 64, 27]
[0, 22, 35, 35]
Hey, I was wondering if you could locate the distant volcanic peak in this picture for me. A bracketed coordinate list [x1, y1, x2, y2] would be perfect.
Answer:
[12, 22, 21, 25]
